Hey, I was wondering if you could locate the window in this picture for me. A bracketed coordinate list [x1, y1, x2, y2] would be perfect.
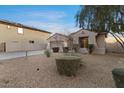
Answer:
[17, 28, 24, 34]
[29, 40, 34, 44]
[7, 25, 10, 28]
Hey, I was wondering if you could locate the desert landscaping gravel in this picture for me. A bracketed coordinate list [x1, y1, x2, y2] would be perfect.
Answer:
[0, 53, 124, 88]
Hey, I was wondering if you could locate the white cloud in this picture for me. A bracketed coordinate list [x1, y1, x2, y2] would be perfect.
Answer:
[22, 21, 79, 34]
[30, 11, 66, 20]
[2, 10, 67, 23]
[7, 10, 79, 34]
[15, 11, 66, 22]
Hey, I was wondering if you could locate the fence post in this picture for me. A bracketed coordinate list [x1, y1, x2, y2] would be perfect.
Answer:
[26, 51, 28, 56]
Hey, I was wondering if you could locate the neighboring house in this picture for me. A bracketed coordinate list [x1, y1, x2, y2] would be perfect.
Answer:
[47, 33, 69, 52]
[47, 29, 107, 54]
[0, 20, 51, 53]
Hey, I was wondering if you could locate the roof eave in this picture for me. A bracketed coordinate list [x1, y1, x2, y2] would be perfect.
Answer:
[0, 20, 51, 34]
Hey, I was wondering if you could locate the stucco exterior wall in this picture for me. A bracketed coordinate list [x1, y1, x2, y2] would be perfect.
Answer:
[71, 30, 89, 44]
[88, 32, 97, 45]
[0, 23, 51, 52]
[92, 34, 106, 54]
[47, 34, 68, 48]
[71, 30, 98, 45]
[96, 35, 106, 48]
[47, 34, 68, 42]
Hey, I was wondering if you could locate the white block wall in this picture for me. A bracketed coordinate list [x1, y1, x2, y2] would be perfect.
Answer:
[0, 50, 44, 60]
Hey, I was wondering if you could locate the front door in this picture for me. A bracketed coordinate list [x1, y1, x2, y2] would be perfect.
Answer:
[79, 37, 88, 48]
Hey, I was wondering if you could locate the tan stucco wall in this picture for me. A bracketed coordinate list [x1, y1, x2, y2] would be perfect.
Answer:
[47, 34, 68, 48]
[0, 23, 51, 52]
[92, 35, 106, 54]
[96, 35, 106, 48]
[47, 34, 68, 42]
[88, 32, 97, 45]
[71, 30, 98, 45]
[71, 30, 89, 44]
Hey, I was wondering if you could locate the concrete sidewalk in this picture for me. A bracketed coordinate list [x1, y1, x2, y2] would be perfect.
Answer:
[0, 50, 44, 60]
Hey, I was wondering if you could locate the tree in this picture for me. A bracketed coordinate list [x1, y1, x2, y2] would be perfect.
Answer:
[75, 5, 124, 49]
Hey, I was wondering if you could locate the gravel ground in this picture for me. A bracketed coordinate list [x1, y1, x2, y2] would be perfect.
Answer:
[0, 53, 124, 88]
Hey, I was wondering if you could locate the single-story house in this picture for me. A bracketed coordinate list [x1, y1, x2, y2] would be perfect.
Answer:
[0, 19, 51, 52]
[47, 33, 69, 52]
[47, 29, 107, 54]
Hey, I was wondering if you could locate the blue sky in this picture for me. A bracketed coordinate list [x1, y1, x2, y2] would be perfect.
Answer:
[0, 5, 80, 34]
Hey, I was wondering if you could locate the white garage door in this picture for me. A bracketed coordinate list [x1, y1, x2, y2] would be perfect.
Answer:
[50, 41, 64, 48]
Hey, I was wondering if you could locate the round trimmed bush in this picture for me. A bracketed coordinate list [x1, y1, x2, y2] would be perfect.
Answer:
[44, 49, 51, 57]
[88, 44, 94, 54]
[56, 56, 81, 76]
[112, 68, 124, 88]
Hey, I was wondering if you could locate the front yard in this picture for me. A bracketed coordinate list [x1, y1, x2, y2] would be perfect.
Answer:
[0, 53, 124, 88]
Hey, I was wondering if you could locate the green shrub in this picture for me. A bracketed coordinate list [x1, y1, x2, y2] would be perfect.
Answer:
[88, 44, 94, 54]
[44, 49, 51, 57]
[56, 56, 81, 76]
[112, 68, 124, 88]
[73, 44, 79, 52]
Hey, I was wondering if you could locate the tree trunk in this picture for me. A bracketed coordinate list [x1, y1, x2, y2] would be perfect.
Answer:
[114, 33, 124, 45]
[109, 32, 124, 49]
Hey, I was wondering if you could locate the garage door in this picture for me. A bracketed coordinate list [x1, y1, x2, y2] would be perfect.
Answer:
[50, 41, 64, 48]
